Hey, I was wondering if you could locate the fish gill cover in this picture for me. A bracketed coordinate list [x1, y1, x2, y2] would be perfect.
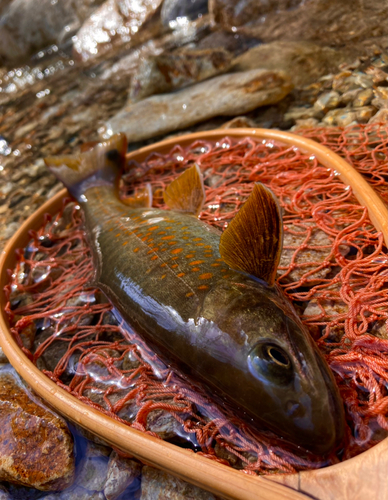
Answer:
[4, 123, 388, 475]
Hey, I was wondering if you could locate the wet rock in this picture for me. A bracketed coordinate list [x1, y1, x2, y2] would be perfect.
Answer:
[104, 452, 142, 500]
[284, 106, 319, 122]
[209, 0, 302, 28]
[60, 485, 105, 499]
[0, 366, 75, 490]
[129, 48, 232, 102]
[161, 0, 208, 28]
[75, 456, 109, 491]
[372, 87, 388, 109]
[73, 0, 164, 62]
[231, 41, 347, 87]
[106, 68, 292, 142]
[220, 116, 256, 128]
[369, 108, 388, 123]
[353, 88, 374, 107]
[0, 347, 8, 364]
[140, 466, 217, 499]
[196, 30, 262, 56]
[313, 91, 341, 113]
[0, 0, 104, 64]
[0, 484, 11, 500]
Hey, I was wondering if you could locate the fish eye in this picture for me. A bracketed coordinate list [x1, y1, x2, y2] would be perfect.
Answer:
[248, 341, 293, 383]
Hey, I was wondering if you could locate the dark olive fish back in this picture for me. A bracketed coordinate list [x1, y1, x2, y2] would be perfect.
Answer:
[45, 135, 345, 456]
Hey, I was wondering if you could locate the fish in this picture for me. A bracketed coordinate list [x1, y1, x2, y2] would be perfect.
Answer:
[45, 134, 345, 455]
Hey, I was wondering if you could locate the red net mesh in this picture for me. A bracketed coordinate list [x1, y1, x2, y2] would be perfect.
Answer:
[4, 123, 388, 475]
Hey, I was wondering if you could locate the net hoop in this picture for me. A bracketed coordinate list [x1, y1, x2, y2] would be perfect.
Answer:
[0, 128, 387, 500]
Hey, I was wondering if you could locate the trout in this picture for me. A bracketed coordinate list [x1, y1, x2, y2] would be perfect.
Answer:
[45, 134, 345, 455]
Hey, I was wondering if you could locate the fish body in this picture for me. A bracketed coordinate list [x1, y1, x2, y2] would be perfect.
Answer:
[45, 135, 345, 455]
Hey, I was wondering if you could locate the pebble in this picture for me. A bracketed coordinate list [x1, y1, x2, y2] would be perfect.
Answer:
[313, 91, 341, 113]
[75, 456, 109, 491]
[0, 348, 8, 364]
[0, 366, 75, 491]
[106, 68, 292, 142]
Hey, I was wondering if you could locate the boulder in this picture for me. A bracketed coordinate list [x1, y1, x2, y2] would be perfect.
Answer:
[231, 41, 347, 87]
[105, 68, 292, 142]
[0, 366, 75, 490]
[0, 0, 104, 64]
[72, 0, 163, 62]
[129, 48, 232, 102]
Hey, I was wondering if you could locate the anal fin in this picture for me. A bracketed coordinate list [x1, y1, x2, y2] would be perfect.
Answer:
[219, 183, 283, 286]
[164, 164, 205, 217]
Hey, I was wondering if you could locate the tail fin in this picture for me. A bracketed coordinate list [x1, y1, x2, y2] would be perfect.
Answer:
[44, 134, 127, 201]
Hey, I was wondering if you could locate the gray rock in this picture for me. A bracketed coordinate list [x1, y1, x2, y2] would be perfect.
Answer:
[75, 456, 109, 491]
[368, 108, 388, 123]
[231, 41, 347, 87]
[104, 452, 142, 500]
[161, 0, 208, 28]
[0, 484, 11, 500]
[209, 0, 303, 28]
[73, 0, 163, 62]
[313, 91, 341, 113]
[105, 68, 292, 142]
[0, 0, 104, 63]
[60, 486, 105, 500]
[140, 466, 217, 499]
[129, 48, 232, 102]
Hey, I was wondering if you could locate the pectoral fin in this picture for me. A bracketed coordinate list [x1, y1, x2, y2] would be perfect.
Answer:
[164, 164, 205, 216]
[219, 183, 283, 286]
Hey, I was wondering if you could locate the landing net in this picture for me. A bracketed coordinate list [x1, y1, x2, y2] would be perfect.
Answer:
[4, 123, 388, 475]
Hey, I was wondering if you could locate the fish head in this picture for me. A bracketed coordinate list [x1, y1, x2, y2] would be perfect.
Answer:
[199, 276, 345, 455]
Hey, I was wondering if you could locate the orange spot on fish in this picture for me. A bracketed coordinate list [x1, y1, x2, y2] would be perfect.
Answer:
[158, 231, 166, 235]
[122, 241, 128, 246]
[196, 243, 204, 247]
[152, 247, 159, 252]
[192, 238, 202, 241]
[199, 273, 213, 280]
[185, 254, 195, 259]
[211, 263, 221, 267]
[186, 292, 194, 297]
[109, 228, 114, 232]
[116, 233, 121, 237]
[171, 264, 179, 269]
[216, 258, 223, 262]
[182, 236, 189, 240]
[148, 226, 159, 231]
[191, 267, 200, 272]
[168, 241, 177, 245]
[190, 260, 204, 266]
[133, 248, 140, 253]
[160, 263, 167, 268]
[171, 248, 183, 254]
[177, 272, 185, 278]
[198, 285, 209, 290]
[151, 255, 158, 261]
[161, 274, 167, 279]
[142, 236, 149, 241]
[162, 235, 174, 240]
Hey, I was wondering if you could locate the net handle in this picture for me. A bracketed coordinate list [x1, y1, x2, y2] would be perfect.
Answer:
[125, 128, 388, 247]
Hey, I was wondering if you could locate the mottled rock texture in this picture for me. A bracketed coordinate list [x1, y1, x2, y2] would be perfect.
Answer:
[0, 0, 104, 63]
[73, 0, 164, 62]
[129, 48, 232, 101]
[106, 68, 292, 141]
[0, 367, 75, 490]
[231, 41, 347, 87]
[140, 466, 217, 499]
[104, 452, 142, 500]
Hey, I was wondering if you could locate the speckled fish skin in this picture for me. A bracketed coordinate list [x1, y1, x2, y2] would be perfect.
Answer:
[45, 137, 344, 455]
[82, 184, 344, 455]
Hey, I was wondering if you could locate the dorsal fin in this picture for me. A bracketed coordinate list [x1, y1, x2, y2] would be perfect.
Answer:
[164, 164, 205, 216]
[219, 183, 283, 286]
[122, 184, 153, 208]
